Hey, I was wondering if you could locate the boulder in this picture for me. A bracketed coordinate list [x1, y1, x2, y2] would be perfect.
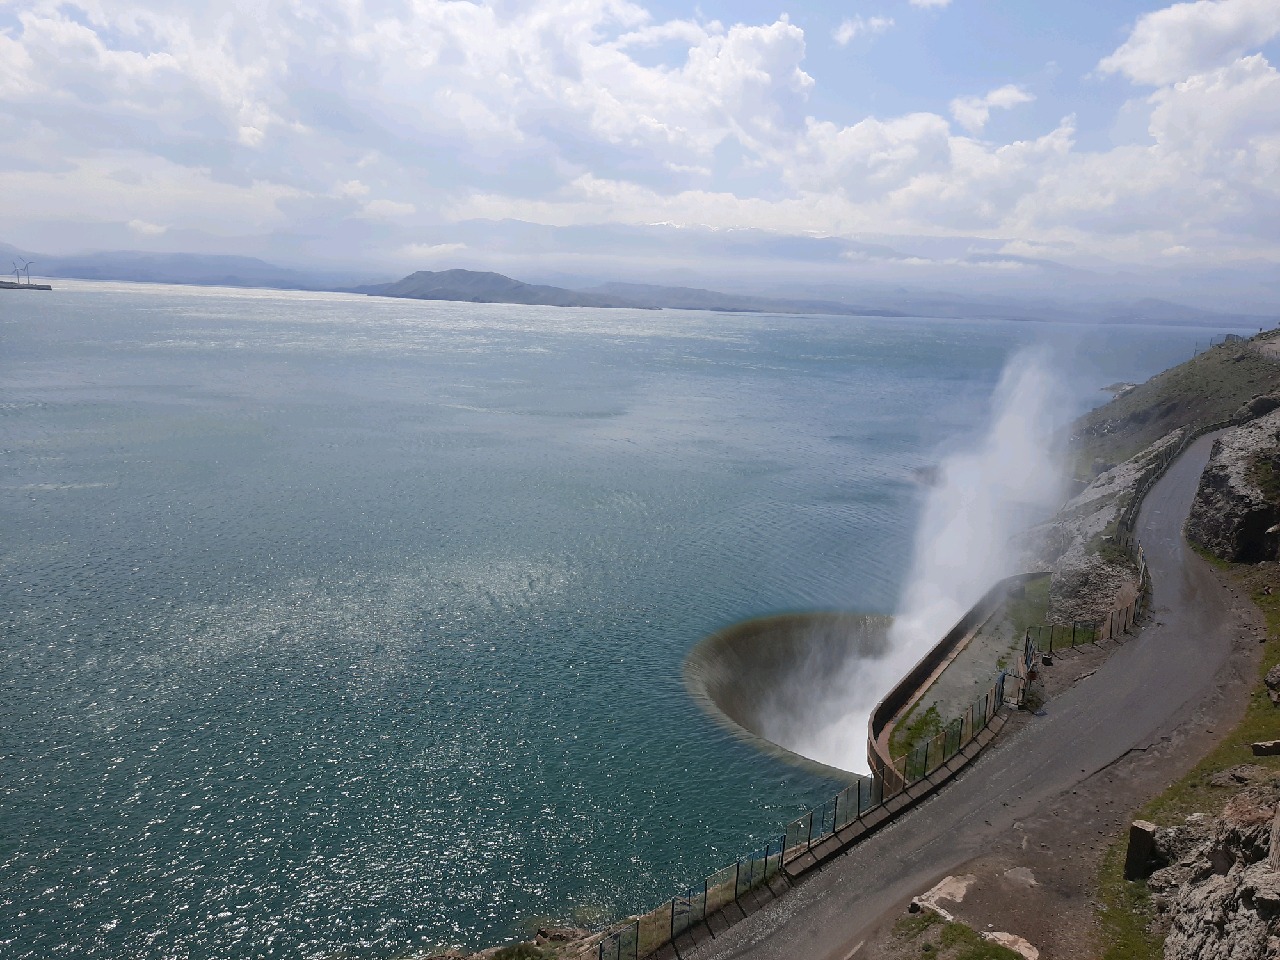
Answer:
[1124, 820, 1160, 880]
[1251, 740, 1280, 756]
[1233, 394, 1280, 424]
[535, 927, 589, 945]
[1210, 765, 1270, 788]
[1271, 804, 1280, 871]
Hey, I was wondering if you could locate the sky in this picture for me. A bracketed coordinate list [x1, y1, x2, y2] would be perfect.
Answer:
[1, 0, 1279, 292]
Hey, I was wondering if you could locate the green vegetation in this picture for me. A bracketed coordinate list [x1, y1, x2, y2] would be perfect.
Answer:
[1005, 576, 1051, 636]
[892, 911, 1023, 960]
[1248, 450, 1280, 504]
[894, 910, 944, 939]
[1094, 559, 1280, 958]
[1084, 517, 1140, 568]
[937, 922, 1025, 960]
[890, 703, 943, 758]
[1096, 841, 1162, 960]
[1074, 336, 1280, 470]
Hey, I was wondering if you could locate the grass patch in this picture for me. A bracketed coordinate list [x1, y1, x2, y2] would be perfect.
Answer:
[893, 909, 944, 939]
[937, 922, 1025, 960]
[1005, 576, 1051, 636]
[1249, 450, 1280, 503]
[1096, 841, 1162, 960]
[892, 911, 1023, 960]
[1087, 521, 1139, 567]
[890, 703, 943, 758]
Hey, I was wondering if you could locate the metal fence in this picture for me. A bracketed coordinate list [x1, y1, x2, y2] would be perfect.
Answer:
[596, 838, 786, 960]
[596, 672, 1008, 960]
[868, 673, 1006, 795]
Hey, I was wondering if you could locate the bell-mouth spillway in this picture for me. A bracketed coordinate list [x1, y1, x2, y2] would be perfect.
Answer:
[683, 612, 892, 780]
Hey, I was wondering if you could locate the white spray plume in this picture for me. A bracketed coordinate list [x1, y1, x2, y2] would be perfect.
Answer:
[786, 350, 1069, 774]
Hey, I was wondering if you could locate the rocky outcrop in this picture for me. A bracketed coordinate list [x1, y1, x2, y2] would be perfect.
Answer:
[420, 927, 593, 960]
[1266, 665, 1280, 706]
[1186, 409, 1280, 562]
[1147, 776, 1280, 960]
[1021, 430, 1184, 623]
[1232, 394, 1280, 425]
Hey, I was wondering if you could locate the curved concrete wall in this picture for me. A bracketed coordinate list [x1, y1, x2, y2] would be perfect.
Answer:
[684, 612, 891, 779]
[866, 572, 1046, 775]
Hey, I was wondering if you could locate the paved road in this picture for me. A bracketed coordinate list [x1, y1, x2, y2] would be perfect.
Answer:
[688, 433, 1239, 960]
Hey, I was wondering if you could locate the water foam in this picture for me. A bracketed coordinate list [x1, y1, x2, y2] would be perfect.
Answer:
[786, 350, 1068, 773]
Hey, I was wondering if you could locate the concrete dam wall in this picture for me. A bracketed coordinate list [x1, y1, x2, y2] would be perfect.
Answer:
[684, 612, 892, 778]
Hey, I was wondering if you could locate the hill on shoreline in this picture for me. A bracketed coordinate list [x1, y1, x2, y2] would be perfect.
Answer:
[355, 269, 911, 317]
[354, 269, 651, 309]
[5, 240, 1278, 327]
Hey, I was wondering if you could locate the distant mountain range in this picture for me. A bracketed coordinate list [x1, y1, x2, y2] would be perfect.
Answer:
[353, 270, 910, 317]
[585, 281, 906, 317]
[0, 243, 387, 291]
[4, 240, 1277, 328]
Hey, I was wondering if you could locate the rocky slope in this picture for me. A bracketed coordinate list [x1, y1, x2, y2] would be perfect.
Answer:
[1147, 768, 1280, 960]
[1022, 429, 1184, 623]
[1186, 407, 1280, 562]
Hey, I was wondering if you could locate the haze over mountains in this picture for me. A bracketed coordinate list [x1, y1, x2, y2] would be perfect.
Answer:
[5, 228, 1278, 328]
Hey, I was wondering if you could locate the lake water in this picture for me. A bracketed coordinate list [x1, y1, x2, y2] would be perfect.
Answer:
[0, 281, 1250, 958]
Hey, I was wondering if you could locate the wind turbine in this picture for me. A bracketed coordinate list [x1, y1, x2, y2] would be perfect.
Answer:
[10, 260, 19, 283]
[18, 258, 33, 284]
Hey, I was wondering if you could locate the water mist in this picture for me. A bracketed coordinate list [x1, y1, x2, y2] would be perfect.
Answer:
[785, 351, 1070, 774]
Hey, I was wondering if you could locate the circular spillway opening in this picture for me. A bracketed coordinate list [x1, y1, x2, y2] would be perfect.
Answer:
[684, 612, 891, 778]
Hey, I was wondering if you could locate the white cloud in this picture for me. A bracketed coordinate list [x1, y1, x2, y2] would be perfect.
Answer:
[1098, 0, 1280, 86]
[127, 219, 167, 236]
[400, 242, 467, 260]
[335, 180, 371, 199]
[834, 16, 894, 46]
[909, 0, 952, 7]
[0, 0, 1277, 271]
[362, 199, 418, 219]
[950, 85, 1035, 134]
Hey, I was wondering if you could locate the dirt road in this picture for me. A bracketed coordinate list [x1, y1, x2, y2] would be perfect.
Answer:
[687, 432, 1253, 960]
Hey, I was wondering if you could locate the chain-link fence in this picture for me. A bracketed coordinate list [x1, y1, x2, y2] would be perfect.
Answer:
[596, 671, 1008, 960]
[596, 838, 785, 960]
[1022, 547, 1148, 671]
[868, 674, 1005, 796]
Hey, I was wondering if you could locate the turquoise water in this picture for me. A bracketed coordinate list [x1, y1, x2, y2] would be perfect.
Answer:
[0, 281, 1250, 958]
